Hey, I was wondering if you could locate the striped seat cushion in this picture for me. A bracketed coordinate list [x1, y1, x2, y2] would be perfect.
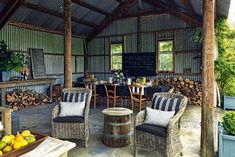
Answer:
[151, 95, 182, 113]
[62, 92, 87, 102]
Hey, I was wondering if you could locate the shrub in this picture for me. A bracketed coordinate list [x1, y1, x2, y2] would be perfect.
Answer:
[222, 111, 235, 135]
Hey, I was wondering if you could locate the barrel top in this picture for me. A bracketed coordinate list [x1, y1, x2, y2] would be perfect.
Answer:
[102, 107, 133, 116]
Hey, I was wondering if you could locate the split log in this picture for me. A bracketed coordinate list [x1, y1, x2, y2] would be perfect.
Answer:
[159, 77, 202, 105]
[6, 89, 51, 111]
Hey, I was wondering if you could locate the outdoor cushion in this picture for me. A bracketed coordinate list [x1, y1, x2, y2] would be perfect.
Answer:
[151, 95, 182, 113]
[136, 123, 167, 138]
[144, 107, 175, 127]
[62, 92, 87, 102]
[53, 116, 84, 123]
[59, 101, 85, 117]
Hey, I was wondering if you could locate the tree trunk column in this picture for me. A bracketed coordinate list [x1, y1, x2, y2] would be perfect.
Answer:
[201, 0, 215, 157]
[64, 0, 72, 88]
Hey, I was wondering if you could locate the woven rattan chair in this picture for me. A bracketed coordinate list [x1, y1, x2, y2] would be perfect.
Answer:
[134, 92, 188, 157]
[51, 88, 92, 147]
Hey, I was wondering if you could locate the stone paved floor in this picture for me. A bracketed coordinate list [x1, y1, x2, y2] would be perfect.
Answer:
[16, 104, 225, 157]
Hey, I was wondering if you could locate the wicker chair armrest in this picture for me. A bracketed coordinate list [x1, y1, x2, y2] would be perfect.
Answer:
[52, 104, 60, 119]
[135, 110, 145, 127]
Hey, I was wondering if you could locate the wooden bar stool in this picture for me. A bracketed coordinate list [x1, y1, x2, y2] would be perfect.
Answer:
[104, 83, 121, 108]
[85, 82, 99, 109]
[128, 84, 148, 112]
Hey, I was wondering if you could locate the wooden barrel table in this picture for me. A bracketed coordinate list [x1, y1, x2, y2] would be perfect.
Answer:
[102, 107, 133, 147]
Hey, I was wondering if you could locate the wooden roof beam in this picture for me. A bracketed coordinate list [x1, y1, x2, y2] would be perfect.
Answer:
[180, 0, 198, 16]
[23, 2, 98, 28]
[72, 0, 109, 16]
[120, 9, 164, 19]
[86, 0, 136, 42]
[115, 0, 124, 4]
[142, 0, 202, 27]
[0, 0, 24, 29]
[8, 21, 81, 38]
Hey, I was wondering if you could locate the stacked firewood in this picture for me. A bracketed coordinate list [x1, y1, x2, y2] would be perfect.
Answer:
[159, 77, 202, 106]
[6, 89, 51, 111]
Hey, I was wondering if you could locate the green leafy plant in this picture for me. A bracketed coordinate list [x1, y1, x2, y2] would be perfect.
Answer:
[222, 111, 235, 135]
[191, 27, 202, 45]
[0, 40, 25, 72]
[192, 16, 235, 96]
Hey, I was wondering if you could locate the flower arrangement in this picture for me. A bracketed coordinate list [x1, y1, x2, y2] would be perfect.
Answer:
[114, 71, 125, 84]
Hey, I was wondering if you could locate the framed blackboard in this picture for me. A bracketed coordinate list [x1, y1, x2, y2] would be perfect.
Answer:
[30, 48, 46, 79]
[122, 53, 156, 76]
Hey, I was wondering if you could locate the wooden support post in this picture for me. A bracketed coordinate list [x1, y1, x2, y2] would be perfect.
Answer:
[1, 107, 12, 135]
[201, 0, 215, 157]
[64, 0, 72, 88]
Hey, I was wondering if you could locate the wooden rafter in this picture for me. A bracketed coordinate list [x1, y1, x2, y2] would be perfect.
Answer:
[120, 9, 164, 19]
[72, 0, 109, 16]
[142, 0, 202, 26]
[180, 0, 197, 16]
[23, 2, 98, 28]
[86, 0, 136, 42]
[8, 21, 81, 38]
[0, 0, 24, 29]
[115, 0, 124, 4]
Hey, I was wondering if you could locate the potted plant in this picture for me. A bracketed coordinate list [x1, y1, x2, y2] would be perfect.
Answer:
[219, 111, 235, 157]
[0, 40, 25, 81]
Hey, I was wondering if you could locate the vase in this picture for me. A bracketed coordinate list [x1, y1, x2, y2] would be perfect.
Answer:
[0, 71, 10, 82]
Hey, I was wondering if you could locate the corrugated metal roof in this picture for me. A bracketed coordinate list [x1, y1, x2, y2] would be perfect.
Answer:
[0, 0, 232, 37]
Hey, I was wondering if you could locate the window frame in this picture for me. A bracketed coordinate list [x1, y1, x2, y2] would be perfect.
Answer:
[157, 39, 175, 73]
[109, 42, 124, 71]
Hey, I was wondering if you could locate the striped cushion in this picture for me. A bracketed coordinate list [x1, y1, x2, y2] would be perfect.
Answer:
[62, 92, 87, 102]
[151, 95, 182, 113]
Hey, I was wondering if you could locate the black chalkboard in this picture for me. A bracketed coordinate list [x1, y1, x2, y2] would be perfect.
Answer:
[30, 48, 46, 79]
[122, 53, 156, 76]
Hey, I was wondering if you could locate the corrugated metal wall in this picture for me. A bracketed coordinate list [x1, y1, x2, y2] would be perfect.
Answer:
[0, 24, 84, 93]
[88, 14, 202, 81]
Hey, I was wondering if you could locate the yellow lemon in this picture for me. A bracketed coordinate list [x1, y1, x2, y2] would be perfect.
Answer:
[22, 130, 31, 137]
[15, 134, 24, 142]
[13, 142, 22, 150]
[21, 139, 28, 147]
[2, 136, 11, 144]
[3, 145, 12, 153]
[9, 134, 15, 140]
[0, 150, 3, 155]
[25, 136, 36, 144]
[0, 141, 6, 150]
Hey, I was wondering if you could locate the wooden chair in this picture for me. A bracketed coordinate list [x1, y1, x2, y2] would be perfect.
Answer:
[104, 83, 121, 108]
[85, 82, 99, 109]
[128, 84, 148, 112]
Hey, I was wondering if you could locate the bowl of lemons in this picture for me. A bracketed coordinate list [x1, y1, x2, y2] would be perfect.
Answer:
[0, 130, 46, 156]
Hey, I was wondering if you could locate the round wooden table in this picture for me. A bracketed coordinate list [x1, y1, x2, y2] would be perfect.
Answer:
[102, 107, 133, 147]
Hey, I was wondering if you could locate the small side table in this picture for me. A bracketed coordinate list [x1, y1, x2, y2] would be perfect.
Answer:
[102, 107, 133, 147]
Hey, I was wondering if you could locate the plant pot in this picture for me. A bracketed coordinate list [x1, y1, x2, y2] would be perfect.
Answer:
[218, 123, 235, 157]
[0, 71, 10, 82]
[223, 95, 235, 110]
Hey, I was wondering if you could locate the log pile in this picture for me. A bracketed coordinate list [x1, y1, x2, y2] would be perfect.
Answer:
[159, 77, 202, 105]
[6, 89, 51, 111]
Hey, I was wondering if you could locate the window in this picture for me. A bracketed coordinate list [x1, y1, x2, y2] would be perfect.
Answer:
[110, 43, 123, 71]
[158, 40, 174, 72]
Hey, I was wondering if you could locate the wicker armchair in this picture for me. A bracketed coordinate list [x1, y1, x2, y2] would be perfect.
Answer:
[134, 93, 188, 157]
[51, 88, 92, 147]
